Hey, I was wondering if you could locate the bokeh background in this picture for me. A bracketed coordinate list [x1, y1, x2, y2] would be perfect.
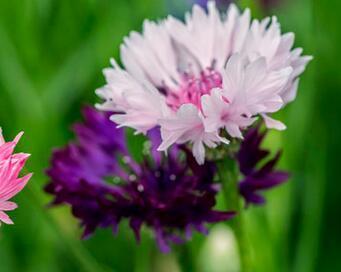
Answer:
[0, 0, 339, 271]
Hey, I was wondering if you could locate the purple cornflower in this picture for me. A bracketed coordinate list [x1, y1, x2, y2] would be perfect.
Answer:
[45, 106, 234, 253]
[195, 0, 232, 10]
[237, 126, 289, 206]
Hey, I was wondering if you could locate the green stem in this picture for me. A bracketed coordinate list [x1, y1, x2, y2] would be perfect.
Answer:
[217, 158, 252, 272]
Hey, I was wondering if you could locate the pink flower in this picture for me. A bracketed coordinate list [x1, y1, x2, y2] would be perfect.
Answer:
[96, 2, 311, 164]
[0, 130, 31, 225]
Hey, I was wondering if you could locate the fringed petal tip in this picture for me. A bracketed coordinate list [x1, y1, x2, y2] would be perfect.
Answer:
[0, 211, 14, 225]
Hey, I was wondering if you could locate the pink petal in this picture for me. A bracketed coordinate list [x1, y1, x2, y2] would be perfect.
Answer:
[0, 201, 18, 211]
[0, 173, 32, 201]
[0, 211, 14, 225]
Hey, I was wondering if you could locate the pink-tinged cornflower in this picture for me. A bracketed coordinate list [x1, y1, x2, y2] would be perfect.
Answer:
[0, 130, 32, 225]
[96, 1, 311, 164]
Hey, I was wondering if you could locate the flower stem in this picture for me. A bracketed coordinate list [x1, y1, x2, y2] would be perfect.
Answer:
[217, 158, 252, 272]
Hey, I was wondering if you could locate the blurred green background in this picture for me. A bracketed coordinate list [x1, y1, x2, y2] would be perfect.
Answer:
[0, 0, 339, 271]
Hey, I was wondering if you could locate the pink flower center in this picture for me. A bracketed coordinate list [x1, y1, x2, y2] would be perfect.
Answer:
[166, 69, 222, 111]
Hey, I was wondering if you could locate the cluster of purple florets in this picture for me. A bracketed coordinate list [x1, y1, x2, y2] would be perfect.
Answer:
[45, 106, 288, 252]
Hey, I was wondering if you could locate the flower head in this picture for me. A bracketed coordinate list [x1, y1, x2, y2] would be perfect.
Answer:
[0, 130, 31, 225]
[45, 106, 234, 252]
[237, 126, 289, 205]
[96, 1, 311, 164]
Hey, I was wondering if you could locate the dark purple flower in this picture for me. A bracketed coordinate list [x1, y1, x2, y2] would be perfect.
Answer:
[259, 0, 284, 11]
[45, 106, 234, 253]
[237, 126, 289, 206]
[194, 0, 232, 10]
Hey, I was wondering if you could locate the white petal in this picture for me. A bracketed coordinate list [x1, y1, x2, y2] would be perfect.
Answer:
[158, 104, 203, 151]
[96, 62, 166, 133]
[192, 140, 205, 165]
[121, 22, 179, 88]
[201, 88, 226, 132]
[282, 78, 299, 103]
[262, 114, 286, 130]
[222, 53, 244, 101]
[232, 8, 251, 53]
[225, 123, 243, 139]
